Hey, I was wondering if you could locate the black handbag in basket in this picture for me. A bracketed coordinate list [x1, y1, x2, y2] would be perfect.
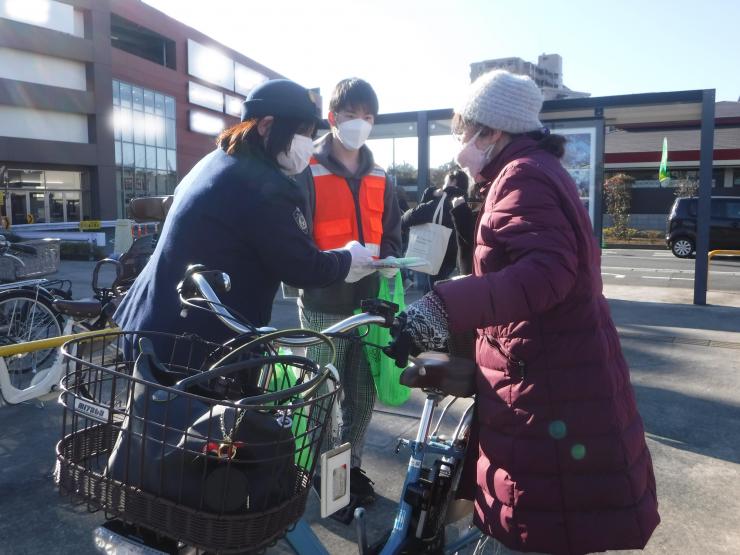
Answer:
[106, 338, 298, 514]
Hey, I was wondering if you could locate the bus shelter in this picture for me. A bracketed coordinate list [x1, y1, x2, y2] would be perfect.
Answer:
[367, 89, 716, 305]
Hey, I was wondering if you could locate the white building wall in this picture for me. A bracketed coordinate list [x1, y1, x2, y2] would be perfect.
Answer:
[0, 0, 78, 35]
[0, 104, 88, 142]
[0, 47, 87, 90]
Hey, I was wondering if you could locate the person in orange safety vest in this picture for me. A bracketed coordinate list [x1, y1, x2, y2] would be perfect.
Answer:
[295, 78, 402, 518]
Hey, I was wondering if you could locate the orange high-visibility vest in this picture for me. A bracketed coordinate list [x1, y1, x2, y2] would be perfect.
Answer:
[309, 159, 386, 256]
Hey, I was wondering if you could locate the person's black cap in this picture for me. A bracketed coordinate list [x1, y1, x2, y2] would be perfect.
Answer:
[241, 79, 319, 122]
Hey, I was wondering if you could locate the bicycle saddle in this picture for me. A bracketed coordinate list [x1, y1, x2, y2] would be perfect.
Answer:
[400, 353, 476, 398]
[53, 298, 102, 318]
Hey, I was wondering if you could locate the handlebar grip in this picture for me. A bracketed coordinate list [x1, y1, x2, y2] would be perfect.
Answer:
[11, 243, 37, 255]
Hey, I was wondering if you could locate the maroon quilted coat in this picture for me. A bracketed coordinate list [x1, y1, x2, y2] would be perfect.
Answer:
[435, 137, 659, 554]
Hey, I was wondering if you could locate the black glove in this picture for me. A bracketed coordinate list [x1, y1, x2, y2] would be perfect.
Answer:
[385, 291, 450, 368]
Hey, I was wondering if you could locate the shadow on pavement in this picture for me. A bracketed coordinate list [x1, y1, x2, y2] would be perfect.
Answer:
[608, 298, 740, 335]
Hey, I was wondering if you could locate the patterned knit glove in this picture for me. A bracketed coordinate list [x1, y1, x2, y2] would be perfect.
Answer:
[387, 291, 449, 367]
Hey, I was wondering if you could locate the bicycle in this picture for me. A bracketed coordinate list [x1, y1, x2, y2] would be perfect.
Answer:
[0, 235, 72, 395]
[53, 194, 172, 332]
[55, 266, 485, 554]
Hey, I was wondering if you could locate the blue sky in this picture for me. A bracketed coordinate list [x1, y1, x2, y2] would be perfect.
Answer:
[143, 0, 739, 167]
[144, 0, 739, 112]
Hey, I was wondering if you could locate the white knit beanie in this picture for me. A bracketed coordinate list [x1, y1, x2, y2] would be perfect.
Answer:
[458, 70, 543, 134]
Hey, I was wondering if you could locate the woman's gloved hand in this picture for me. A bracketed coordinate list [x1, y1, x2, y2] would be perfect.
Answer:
[386, 291, 450, 368]
[343, 240, 375, 283]
[378, 256, 399, 279]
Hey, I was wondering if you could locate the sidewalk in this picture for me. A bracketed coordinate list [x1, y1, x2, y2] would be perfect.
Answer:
[0, 263, 738, 553]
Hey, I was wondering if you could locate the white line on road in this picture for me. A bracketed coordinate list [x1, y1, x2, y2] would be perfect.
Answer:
[602, 266, 740, 276]
[601, 272, 626, 279]
[641, 276, 669, 280]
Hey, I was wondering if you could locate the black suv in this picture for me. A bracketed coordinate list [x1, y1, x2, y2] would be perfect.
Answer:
[666, 196, 740, 258]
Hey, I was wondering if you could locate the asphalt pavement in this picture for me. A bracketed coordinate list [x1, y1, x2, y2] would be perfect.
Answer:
[1, 257, 739, 554]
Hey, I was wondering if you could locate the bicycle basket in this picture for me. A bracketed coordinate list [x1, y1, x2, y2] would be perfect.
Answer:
[56, 331, 338, 554]
[0, 239, 61, 281]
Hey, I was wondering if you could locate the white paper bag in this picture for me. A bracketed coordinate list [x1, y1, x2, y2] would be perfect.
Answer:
[404, 194, 452, 275]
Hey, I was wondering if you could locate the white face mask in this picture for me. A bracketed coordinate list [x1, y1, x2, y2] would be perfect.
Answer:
[334, 118, 373, 150]
[277, 134, 314, 175]
[455, 130, 495, 180]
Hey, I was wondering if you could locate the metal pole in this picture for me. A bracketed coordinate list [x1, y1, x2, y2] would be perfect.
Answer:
[417, 111, 429, 201]
[693, 89, 716, 305]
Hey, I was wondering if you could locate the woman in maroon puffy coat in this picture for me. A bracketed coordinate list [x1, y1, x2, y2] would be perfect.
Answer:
[389, 70, 659, 554]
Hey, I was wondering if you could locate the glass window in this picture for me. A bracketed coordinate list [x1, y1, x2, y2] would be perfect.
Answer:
[711, 200, 723, 218]
[49, 192, 64, 223]
[65, 192, 81, 221]
[29, 192, 46, 223]
[734, 169, 740, 187]
[156, 172, 169, 195]
[115, 141, 122, 166]
[132, 86, 143, 111]
[120, 82, 132, 109]
[113, 107, 121, 140]
[165, 95, 175, 119]
[144, 89, 155, 113]
[234, 62, 266, 95]
[44, 171, 81, 190]
[134, 169, 145, 194]
[146, 146, 157, 170]
[134, 144, 146, 168]
[726, 201, 740, 219]
[155, 116, 166, 147]
[157, 148, 167, 171]
[122, 169, 135, 207]
[144, 114, 156, 145]
[120, 108, 133, 142]
[154, 93, 165, 116]
[166, 149, 177, 172]
[166, 173, 178, 194]
[122, 142, 134, 167]
[115, 169, 123, 218]
[112, 80, 120, 106]
[165, 118, 176, 149]
[133, 111, 145, 144]
[187, 39, 235, 90]
[145, 171, 156, 196]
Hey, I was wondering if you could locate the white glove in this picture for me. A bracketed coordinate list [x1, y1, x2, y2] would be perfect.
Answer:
[343, 240, 375, 283]
[378, 256, 399, 278]
[451, 196, 466, 208]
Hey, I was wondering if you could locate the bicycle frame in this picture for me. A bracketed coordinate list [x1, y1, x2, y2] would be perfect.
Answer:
[285, 389, 481, 555]
[184, 267, 483, 554]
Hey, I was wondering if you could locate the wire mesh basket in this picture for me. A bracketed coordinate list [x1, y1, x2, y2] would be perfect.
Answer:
[0, 239, 61, 281]
[56, 331, 338, 554]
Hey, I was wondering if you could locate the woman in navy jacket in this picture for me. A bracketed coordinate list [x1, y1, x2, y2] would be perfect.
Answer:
[114, 80, 374, 349]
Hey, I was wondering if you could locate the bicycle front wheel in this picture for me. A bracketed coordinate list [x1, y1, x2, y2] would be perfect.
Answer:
[0, 289, 63, 386]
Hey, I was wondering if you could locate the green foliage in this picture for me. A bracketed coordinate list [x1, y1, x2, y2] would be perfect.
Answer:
[387, 162, 417, 186]
[59, 241, 106, 260]
[603, 174, 634, 240]
[429, 160, 458, 188]
[603, 227, 664, 243]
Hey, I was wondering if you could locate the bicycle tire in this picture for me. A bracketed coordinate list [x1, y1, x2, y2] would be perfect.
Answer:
[0, 289, 64, 384]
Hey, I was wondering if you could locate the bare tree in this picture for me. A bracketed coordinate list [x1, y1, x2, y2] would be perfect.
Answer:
[672, 178, 699, 198]
[604, 173, 634, 240]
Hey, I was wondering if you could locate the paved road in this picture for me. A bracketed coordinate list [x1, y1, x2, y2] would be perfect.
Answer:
[600, 249, 740, 291]
[2, 259, 740, 554]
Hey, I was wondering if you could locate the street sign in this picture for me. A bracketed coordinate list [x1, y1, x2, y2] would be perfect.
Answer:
[79, 220, 102, 231]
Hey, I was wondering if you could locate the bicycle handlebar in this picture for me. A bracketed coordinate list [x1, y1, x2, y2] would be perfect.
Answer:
[179, 265, 393, 347]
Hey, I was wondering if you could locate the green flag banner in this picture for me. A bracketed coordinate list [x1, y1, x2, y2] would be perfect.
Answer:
[659, 137, 669, 183]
